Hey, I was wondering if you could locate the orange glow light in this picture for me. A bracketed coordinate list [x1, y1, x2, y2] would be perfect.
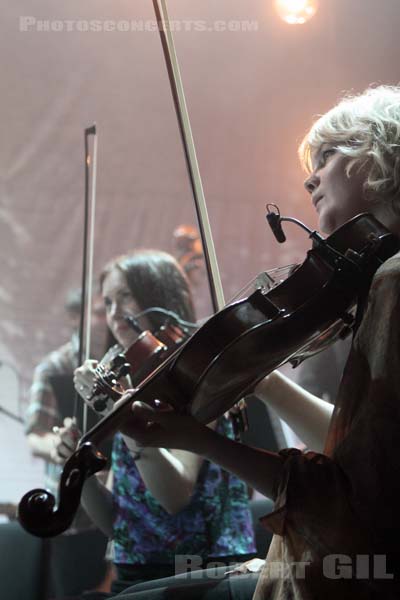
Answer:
[275, 0, 318, 25]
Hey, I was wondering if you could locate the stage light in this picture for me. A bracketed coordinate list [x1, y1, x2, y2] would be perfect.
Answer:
[275, 0, 318, 25]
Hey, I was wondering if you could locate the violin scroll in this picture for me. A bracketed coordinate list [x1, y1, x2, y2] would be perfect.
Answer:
[18, 442, 107, 537]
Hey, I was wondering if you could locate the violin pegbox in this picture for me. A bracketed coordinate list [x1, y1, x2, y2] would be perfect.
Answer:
[89, 356, 131, 414]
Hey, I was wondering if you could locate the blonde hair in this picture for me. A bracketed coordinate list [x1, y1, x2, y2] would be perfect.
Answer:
[299, 85, 400, 205]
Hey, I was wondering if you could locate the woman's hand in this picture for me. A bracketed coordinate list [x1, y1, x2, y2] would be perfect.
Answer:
[50, 417, 81, 464]
[74, 359, 98, 402]
[118, 391, 211, 454]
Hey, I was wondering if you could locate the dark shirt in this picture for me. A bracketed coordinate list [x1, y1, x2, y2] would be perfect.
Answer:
[255, 252, 400, 599]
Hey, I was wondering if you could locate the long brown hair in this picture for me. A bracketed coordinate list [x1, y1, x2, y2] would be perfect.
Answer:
[100, 250, 196, 346]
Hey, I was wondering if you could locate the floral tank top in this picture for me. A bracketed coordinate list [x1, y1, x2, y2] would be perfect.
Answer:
[112, 417, 256, 565]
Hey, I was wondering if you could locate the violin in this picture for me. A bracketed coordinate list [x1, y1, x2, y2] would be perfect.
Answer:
[86, 319, 192, 413]
[17, 212, 400, 537]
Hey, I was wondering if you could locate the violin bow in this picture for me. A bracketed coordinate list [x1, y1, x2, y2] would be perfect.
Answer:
[152, 0, 225, 313]
[74, 124, 98, 434]
[153, 2, 251, 438]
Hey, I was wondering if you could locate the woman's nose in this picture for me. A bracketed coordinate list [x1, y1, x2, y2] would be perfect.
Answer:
[304, 172, 319, 194]
[109, 301, 122, 318]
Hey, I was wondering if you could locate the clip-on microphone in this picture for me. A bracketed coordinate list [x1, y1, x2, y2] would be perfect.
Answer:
[266, 204, 286, 243]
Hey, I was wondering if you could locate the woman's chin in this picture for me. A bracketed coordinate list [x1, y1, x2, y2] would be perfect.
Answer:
[318, 217, 333, 236]
[121, 334, 139, 350]
[317, 209, 337, 236]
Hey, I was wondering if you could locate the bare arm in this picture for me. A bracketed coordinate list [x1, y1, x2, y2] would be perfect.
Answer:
[120, 401, 284, 501]
[122, 436, 207, 514]
[80, 472, 114, 538]
[192, 425, 283, 500]
[74, 362, 207, 515]
[254, 371, 334, 451]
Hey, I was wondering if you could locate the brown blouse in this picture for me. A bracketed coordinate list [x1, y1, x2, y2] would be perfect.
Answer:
[254, 252, 400, 599]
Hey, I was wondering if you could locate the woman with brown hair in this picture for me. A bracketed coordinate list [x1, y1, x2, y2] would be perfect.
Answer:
[55, 249, 255, 596]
